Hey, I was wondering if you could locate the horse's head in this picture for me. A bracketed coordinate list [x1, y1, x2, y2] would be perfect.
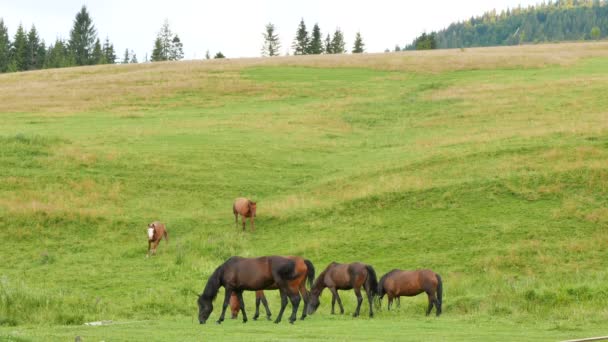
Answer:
[249, 201, 257, 217]
[306, 290, 321, 315]
[197, 295, 213, 324]
[147, 223, 155, 240]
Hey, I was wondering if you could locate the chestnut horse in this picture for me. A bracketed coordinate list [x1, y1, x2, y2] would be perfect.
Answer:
[230, 291, 271, 320]
[233, 198, 257, 231]
[228, 257, 315, 321]
[377, 269, 443, 316]
[146, 221, 168, 257]
[307, 262, 378, 318]
[197, 256, 314, 324]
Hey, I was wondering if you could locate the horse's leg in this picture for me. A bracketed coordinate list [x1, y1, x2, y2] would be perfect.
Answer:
[250, 216, 255, 232]
[287, 290, 301, 324]
[353, 287, 363, 317]
[242, 215, 246, 231]
[274, 291, 288, 324]
[365, 285, 374, 318]
[333, 288, 345, 314]
[153, 239, 160, 255]
[147, 240, 151, 257]
[236, 291, 248, 323]
[217, 288, 232, 324]
[234, 211, 238, 228]
[397, 296, 401, 308]
[426, 293, 435, 316]
[261, 295, 272, 320]
[253, 296, 261, 320]
[388, 295, 393, 311]
[330, 289, 336, 314]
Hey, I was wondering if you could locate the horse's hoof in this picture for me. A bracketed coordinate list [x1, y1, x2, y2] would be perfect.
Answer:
[216, 320, 222, 325]
[253, 316, 258, 321]
[274, 320, 281, 324]
[266, 316, 272, 321]
[242, 319, 248, 324]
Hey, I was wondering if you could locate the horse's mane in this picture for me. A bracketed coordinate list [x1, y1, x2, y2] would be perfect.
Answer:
[201, 261, 227, 301]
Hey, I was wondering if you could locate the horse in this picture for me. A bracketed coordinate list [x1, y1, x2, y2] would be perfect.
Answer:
[230, 290, 271, 320]
[306, 262, 378, 318]
[228, 257, 315, 321]
[146, 221, 168, 257]
[377, 269, 443, 316]
[197, 256, 314, 324]
[233, 198, 257, 232]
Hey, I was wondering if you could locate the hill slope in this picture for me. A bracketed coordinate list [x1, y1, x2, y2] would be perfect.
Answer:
[1, 42, 608, 341]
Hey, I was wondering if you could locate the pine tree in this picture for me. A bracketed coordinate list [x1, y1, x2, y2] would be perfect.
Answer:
[308, 24, 323, 54]
[44, 39, 71, 69]
[170, 35, 184, 60]
[11, 24, 28, 71]
[214, 51, 225, 59]
[395, 45, 401, 52]
[324, 33, 332, 54]
[151, 37, 164, 61]
[0, 19, 9, 72]
[352, 32, 365, 53]
[292, 18, 309, 55]
[205, 50, 210, 59]
[25, 25, 42, 70]
[36, 39, 46, 69]
[330, 28, 346, 54]
[261, 23, 281, 57]
[92, 38, 103, 64]
[122, 48, 130, 64]
[102, 37, 116, 64]
[130, 51, 138, 63]
[68, 5, 98, 65]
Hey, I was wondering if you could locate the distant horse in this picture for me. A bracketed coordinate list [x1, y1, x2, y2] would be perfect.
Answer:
[146, 221, 168, 257]
[228, 257, 315, 321]
[377, 269, 443, 316]
[307, 262, 378, 318]
[230, 290, 271, 320]
[197, 256, 314, 324]
[233, 198, 257, 231]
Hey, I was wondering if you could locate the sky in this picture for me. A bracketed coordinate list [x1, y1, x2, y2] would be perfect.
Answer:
[1, 0, 541, 60]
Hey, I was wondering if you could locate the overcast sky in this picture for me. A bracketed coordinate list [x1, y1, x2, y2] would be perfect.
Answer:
[2, 0, 541, 60]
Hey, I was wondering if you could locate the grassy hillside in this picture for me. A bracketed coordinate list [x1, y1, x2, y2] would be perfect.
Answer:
[1, 42, 608, 341]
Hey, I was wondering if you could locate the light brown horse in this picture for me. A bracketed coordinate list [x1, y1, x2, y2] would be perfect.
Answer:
[146, 221, 168, 257]
[197, 256, 314, 324]
[230, 290, 271, 320]
[227, 257, 315, 321]
[306, 262, 378, 318]
[377, 269, 443, 316]
[233, 198, 257, 231]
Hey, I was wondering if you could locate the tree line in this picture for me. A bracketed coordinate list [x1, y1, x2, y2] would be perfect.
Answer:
[405, 0, 608, 50]
[262, 19, 365, 57]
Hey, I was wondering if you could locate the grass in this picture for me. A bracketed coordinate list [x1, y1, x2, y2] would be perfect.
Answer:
[1, 41, 608, 341]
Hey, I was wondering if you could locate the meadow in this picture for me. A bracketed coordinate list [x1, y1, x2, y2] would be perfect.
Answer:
[1, 42, 608, 341]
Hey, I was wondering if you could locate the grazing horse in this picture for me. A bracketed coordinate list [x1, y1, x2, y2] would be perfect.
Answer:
[307, 262, 378, 318]
[228, 258, 315, 321]
[197, 256, 313, 324]
[377, 269, 443, 316]
[230, 291, 271, 320]
[146, 221, 168, 257]
[233, 198, 257, 231]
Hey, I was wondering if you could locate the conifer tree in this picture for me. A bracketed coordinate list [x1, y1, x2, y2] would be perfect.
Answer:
[352, 31, 365, 53]
[68, 5, 97, 65]
[151, 20, 183, 61]
[324, 33, 332, 54]
[122, 48, 130, 64]
[261, 23, 281, 57]
[11, 24, 28, 71]
[0, 19, 9, 72]
[214, 51, 225, 59]
[130, 51, 138, 63]
[44, 39, 71, 69]
[292, 18, 309, 55]
[170, 35, 184, 60]
[307, 24, 323, 54]
[25, 25, 42, 70]
[92, 38, 103, 64]
[102, 37, 116, 64]
[330, 28, 346, 54]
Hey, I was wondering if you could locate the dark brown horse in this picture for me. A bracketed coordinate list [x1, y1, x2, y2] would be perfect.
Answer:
[233, 198, 257, 231]
[228, 256, 315, 321]
[377, 269, 443, 316]
[230, 290, 271, 320]
[197, 256, 314, 324]
[306, 262, 378, 318]
[146, 221, 168, 257]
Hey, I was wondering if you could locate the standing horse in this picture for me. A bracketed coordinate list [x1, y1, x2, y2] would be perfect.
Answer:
[306, 262, 378, 318]
[197, 256, 312, 324]
[228, 257, 315, 321]
[230, 291, 271, 320]
[146, 221, 168, 257]
[377, 269, 443, 316]
[233, 198, 257, 232]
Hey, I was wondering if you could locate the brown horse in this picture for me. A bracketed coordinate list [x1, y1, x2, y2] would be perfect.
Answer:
[230, 291, 271, 320]
[233, 198, 257, 231]
[377, 269, 443, 316]
[228, 257, 315, 321]
[197, 256, 314, 324]
[146, 221, 168, 257]
[307, 262, 378, 318]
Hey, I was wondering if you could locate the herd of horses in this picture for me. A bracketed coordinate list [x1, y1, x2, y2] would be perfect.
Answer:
[145, 198, 443, 325]
[197, 256, 443, 324]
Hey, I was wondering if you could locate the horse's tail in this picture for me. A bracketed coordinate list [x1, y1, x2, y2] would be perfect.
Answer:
[304, 259, 315, 288]
[163, 230, 168, 243]
[365, 265, 379, 297]
[436, 273, 443, 312]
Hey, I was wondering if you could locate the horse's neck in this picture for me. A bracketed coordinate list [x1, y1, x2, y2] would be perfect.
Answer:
[312, 271, 327, 294]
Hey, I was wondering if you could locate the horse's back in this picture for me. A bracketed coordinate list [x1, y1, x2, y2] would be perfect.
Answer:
[233, 198, 251, 216]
